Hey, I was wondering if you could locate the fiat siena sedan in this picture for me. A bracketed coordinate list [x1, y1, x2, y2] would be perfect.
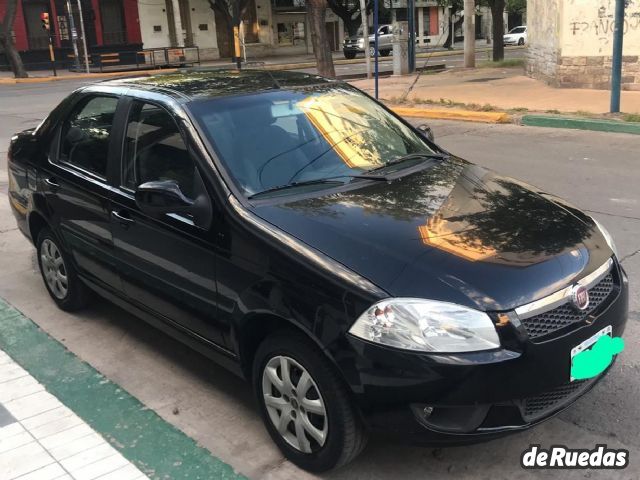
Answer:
[8, 70, 628, 472]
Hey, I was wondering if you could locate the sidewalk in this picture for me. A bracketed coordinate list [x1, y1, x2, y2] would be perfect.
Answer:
[0, 350, 148, 480]
[351, 67, 640, 114]
[0, 300, 245, 480]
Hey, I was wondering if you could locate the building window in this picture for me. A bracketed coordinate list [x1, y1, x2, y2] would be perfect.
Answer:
[273, 0, 306, 12]
[276, 21, 305, 45]
[22, 0, 51, 50]
[100, 0, 126, 45]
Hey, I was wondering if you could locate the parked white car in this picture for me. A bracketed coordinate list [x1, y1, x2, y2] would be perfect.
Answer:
[503, 26, 527, 46]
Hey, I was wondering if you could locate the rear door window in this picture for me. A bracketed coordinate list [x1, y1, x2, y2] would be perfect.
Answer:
[59, 95, 118, 178]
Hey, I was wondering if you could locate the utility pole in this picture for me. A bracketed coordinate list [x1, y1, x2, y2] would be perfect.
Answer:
[610, 0, 625, 113]
[359, 0, 371, 79]
[65, 0, 80, 71]
[463, 0, 475, 67]
[407, 0, 415, 72]
[373, 0, 379, 98]
[76, 0, 89, 73]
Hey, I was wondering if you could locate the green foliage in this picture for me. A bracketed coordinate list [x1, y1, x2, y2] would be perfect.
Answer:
[623, 113, 640, 123]
[505, 0, 526, 14]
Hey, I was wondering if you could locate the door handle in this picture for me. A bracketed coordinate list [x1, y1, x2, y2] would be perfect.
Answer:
[44, 177, 60, 191]
[111, 210, 135, 227]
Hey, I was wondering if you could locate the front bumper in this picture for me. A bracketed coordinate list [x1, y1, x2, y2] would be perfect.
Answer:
[330, 260, 628, 444]
[343, 43, 365, 53]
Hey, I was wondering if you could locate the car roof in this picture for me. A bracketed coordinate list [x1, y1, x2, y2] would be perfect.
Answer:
[99, 69, 338, 102]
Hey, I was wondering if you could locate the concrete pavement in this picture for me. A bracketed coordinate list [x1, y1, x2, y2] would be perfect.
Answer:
[352, 67, 640, 114]
[0, 80, 639, 479]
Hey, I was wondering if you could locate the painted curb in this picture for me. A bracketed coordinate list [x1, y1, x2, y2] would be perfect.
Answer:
[521, 115, 640, 135]
[0, 299, 247, 480]
[392, 106, 511, 123]
[0, 68, 178, 85]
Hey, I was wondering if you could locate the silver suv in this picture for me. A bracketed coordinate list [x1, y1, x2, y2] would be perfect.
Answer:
[343, 24, 393, 59]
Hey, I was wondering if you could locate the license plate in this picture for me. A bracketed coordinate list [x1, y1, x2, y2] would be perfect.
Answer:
[570, 325, 612, 381]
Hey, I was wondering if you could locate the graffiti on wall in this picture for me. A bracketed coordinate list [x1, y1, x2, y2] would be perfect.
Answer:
[564, 0, 640, 55]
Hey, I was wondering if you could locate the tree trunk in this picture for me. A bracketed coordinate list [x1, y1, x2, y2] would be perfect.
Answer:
[307, 0, 335, 78]
[0, 0, 28, 78]
[443, 11, 463, 49]
[491, 0, 505, 61]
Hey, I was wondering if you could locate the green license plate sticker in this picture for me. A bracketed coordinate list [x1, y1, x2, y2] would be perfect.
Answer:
[570, 325, 625, 381]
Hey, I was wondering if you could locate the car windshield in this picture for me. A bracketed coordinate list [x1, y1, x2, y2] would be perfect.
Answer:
[189, 85, 437, 197]
[509, 27, 525, 33]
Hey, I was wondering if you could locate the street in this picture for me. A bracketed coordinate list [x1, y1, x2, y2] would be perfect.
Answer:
[0, 78, 638, 480]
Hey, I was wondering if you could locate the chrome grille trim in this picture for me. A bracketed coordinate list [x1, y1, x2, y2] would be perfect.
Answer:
[515, 258, 614, 320]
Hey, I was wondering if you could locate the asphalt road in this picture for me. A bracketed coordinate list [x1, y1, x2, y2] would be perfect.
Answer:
[0, 79, 638, 480]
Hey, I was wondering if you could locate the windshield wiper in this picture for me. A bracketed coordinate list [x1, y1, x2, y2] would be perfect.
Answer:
[247, 178, 348, 199]
[360, 152, 449, 177]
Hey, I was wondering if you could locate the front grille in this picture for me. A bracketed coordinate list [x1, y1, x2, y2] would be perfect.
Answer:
[521, 273, 615, 339]
[522, 379, 592, 422]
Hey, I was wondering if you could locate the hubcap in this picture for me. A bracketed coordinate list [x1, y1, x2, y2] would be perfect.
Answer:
[262, 356, 328, 453]
[40, 239, 68, 299]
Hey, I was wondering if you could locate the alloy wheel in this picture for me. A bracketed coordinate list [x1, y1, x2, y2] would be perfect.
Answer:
[262, 355, 328, 453]
[40, 238, 68, 299]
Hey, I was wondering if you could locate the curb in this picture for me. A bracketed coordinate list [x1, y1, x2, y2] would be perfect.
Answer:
[392, 106, 511, 123]
[0, 68, 178, 85]
[0, 299, 246, 480]
[521, 115, 640, 135]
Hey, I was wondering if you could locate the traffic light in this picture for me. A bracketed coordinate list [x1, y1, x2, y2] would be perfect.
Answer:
[40, 12, 50, 31]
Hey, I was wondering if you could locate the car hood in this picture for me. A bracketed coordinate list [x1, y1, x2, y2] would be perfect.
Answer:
[252, 159, 612, 311]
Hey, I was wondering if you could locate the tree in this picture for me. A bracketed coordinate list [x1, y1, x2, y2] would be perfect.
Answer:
[0, 0, 28, 78]
[485, 0, 505, 61]
[207, 0, 251, 61]
[505, 0, 526, 14]
[438, 0, 463, 49]
[307, 0, 336, 77]
[327, 0, 372, 36]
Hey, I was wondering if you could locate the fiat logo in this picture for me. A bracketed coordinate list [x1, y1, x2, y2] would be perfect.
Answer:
[571, 285, 590, 311]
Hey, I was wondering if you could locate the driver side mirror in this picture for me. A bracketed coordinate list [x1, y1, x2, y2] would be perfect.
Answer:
[416, 123, 435, 142]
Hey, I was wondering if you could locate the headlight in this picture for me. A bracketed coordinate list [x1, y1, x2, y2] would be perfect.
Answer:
[357, 38, 364, 46]
[348, 298, 500, 353]
[592, 217, 618, 258]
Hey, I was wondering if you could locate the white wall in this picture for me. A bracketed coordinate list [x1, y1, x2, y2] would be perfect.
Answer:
[137, 0, 172, 49]
[187, 0, 218, 50]
[560, 0, 640, 56]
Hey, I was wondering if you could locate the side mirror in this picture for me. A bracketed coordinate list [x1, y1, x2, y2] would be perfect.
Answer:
[416, 123, 435, 142]
[135, 180, 213, 229]
[135, 180, 194, 217]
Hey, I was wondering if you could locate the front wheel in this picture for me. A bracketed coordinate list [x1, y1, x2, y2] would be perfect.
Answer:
[344, 51, 356, 59]
[518, 38, 525, 46]
[368, 45, 376, 57]
[253, 331, 367, 472]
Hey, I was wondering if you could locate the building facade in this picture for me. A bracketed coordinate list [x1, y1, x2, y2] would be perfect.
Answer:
[1, 0, 142, 69]
[527, 0, 640, 89]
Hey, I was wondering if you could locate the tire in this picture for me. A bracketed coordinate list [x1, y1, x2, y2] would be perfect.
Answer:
[253, 331, 367, 472]
[344, 51, 356, 59]
[37, 228, 91, 311]
[518, 38, 525, 46]
[368, 45, 376, 57]
[380, 49, 391, 57]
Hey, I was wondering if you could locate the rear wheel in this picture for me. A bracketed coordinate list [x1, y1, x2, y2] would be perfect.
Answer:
[37, 228, 90, 311]
[380, 49, 391, 57]
[253, 331, 367, 472]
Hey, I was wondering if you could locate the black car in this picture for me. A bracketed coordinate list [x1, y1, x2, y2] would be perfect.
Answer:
[8, 70, 628, 472]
